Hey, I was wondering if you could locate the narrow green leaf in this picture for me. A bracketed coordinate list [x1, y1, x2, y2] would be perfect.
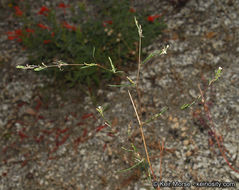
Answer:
[142, 50, 161, 64]
[81, 63, 97, 69]
[81, 66, 93, 69]
[34, 67, 45, 71]
[131, 143, 137, 152]
[121, 146, 134, 152]
[181, 104, 190, 110]
[16, 65, 25, 69]
[144, 107, 168, 124]
[108, 57, 116, 73]
[92, 47, 95, 58]
[117, 159, 144, 173]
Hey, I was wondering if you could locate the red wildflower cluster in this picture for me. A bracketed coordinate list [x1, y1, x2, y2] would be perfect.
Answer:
[37, 23, 55, 44]
[7, 28, 35, 42]
[147, 14, 162, 22]
[63, 22, 76, 31]
[26, 28, 35, 33]
[14, 29, 22, 36]
[25, 28, 35, 38]
[36, 23, 54, 44]
[58, 3, 69, 15]
[14, 6, 23, 16]
[38, 6, 50, 16]
[38, 23, 50, 30]
[7, 29, 23, 42]
[102, 20, 113, 27]
[58, 3, 69, 8]
[43, 40, 51, 44]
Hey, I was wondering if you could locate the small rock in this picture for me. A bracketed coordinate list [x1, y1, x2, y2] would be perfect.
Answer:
[39, 179, 44, 185]
[181, 126, 187, 131]
[183, 139, 190, 146]
[172, 122, 179, 129]
[189, 89, 197, 99]
[181, 132, 187, 138]
[2, 104, 8, 111]
[186, 150, 192, 157]
[230, 171, 239, 181]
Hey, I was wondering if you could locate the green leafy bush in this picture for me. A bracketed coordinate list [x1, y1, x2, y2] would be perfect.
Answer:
[9, 0, 166, 86]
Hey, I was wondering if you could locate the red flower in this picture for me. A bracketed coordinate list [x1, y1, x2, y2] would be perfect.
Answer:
[58, 3, 69, 15]
[15, 29, 22, 36]
[7, 29, 23, 42]
[38, 6, 50, 16]
[129, 8, 136, 13]
[8, 35, 18, 40]
[25, 28, 34, 38]
[103, 20, 113, 27]
[147, 14, 161, 22]
[43, 40, 51, 44]
[38, 23, 50, 30]
[51, 32, 55, 37]
[58, 3, 69, 8]
[63, 22, 76, 31]
[26, 28, 34, 33]
[14, 6, 23, 16]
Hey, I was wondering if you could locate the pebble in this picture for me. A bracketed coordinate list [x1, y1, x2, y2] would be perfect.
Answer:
[186, 150, 192, 157]
[183, 139, 190, 146]
[181, 132, 187, 138]
[1, 0, 239, 189]
[189, 89, 197, 99]
[181, 126, 187, 132]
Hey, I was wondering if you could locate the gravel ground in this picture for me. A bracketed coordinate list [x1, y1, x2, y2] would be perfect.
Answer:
[0, 0, 239, 190]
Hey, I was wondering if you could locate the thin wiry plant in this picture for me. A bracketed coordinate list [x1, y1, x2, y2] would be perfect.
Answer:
[17, 17, 170, 189]
[182, 67, 239, 174]
[128, 17, 156, 182]
[124, 17, 169, 189]
[99, 17, 169, 189]
[198, 82, 239, 174]
[15, 14, 236, 188]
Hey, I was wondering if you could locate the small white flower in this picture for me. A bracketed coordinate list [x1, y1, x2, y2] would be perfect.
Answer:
[161, 45, 169, 55]
[218, 66, 222, 70]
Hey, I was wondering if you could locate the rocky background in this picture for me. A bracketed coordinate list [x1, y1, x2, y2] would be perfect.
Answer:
[0, 0, 239, 189]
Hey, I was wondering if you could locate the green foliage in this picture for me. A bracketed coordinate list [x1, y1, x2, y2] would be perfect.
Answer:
[11, 0, 166, 87]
